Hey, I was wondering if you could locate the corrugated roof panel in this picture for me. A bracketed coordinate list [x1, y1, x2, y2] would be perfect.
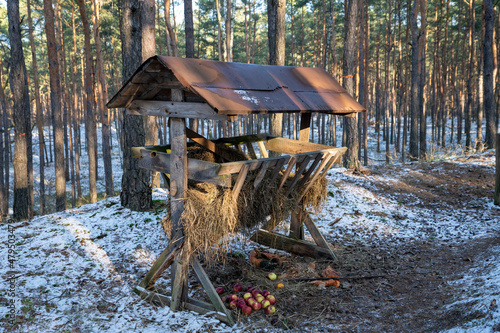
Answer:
[107, 56, 366, 116]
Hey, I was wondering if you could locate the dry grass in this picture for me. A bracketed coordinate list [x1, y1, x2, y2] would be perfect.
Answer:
[162, 145, 328, 263]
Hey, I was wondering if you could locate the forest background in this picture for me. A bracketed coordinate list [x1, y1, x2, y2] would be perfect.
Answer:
[0, 0, 498, 219]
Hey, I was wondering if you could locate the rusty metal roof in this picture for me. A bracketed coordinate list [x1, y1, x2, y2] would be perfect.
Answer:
[107, 56, 365, 115]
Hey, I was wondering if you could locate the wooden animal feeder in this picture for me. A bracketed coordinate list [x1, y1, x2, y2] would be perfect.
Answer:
[107, 56, 365, 325]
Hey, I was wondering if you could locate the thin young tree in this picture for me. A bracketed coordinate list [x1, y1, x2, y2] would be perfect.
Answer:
[342, 0, 360, 169]
[216, 0, 225, 61]
[9, 0, 33, 219]
[226, 0, 233, 62]
[483, 0, 496, 148]
[27, 0, 46, 215]
[92, 0, 114, 197]
[418, 0, 427, 158]
[409, 0, 419, 160]
[165, 0, 179, 56]
[77, 0, 98, 203]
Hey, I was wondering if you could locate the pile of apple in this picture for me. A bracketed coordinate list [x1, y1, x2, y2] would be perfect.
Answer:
[216, 283, 277, 316]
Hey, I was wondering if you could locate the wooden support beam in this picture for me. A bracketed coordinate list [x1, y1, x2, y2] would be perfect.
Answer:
[257, 140, 269, 158]
[232, 164, 250, 201]
[245, 142, 257, 159]
[253, 160, 271, 191]
[286, 155, 312, 195]
[136, 148, 231, 187]
[169, 111, 189, 311]
[138, 230, 183, 289]
[266, 137, 343, 154]
[289, 209, 305, 240]
[250, 229, 336, 259]
[278, 156, 298, 191]
[301, 208, 337, 260]
[127, 100, 227, 120]
[299, 113, 312, 142]
[191, 258, 235, 325]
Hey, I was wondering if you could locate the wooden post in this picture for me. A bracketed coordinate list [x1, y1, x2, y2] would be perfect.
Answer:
[169, 88, 189, 311]
[495, 134, 500, 206]
[299, 113, 312, 142]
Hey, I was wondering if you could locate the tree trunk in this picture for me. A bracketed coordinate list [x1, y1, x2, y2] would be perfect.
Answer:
[0, 59, 6, 217]
[77, 0, 98, 204]
[120, 0, 152, 211]
[483, 0, 496, 148]
[215, 0, 224, 61]
[27, 0, 45, 215]
[268, 0, 286, 150]
[226, 0, 233, 62]
[418, 0, 427, 158]
[92, 0, 114, 197]
[342, 0, 359, 169]
[184, 0, 195, 58]
[465, 0, 475, 149]
[410, 0, 419, 160]
[44, 0, 66, 211]
[71, 2, 82, 203]
[165, 0, 179, 57]
[0, 60, 9, 216]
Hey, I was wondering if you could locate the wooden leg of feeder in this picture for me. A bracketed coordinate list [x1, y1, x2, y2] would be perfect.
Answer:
[299, 113, 312, 142]
[138, 231, 183, 289]
[289, 209, 305, 240]
[191, 258, 235, 325]
[170, 250, 190, 311]
[301, 208, 337, 260]
[169, 115, 189, 311]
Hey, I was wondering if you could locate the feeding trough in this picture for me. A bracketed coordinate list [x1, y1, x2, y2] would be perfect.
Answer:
[107, 56, 365, 325]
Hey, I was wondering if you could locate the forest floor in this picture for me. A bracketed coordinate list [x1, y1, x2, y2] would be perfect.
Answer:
[1, 149, 499, 332]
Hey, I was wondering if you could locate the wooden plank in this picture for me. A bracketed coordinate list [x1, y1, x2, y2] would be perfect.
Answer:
[257, 140, 269, 158]
[286, 155, 312, 195]
[298, 153, 334, 202]
[301, 208, 337, 260]
[127, 100, 227, 120]
[137, 149, 231, 187]
[278, 156, 298, 191]
[170, 250, 190, 311]
[253, 160, 271, 190]
[213, 133, 269, 145]
[299, 112, 312, 142]
[191, 258, 235, 325]
[295, 153, 324, 189]
[232, 164, 250, 201]
[135, 287, 233, 325]
[266, 137, 343, 154]
[138, 230, 183, 289]
[245, 143, 257, 159]
[268, 158, 287, 183]
[185, 300, 233, 325]
[250, 229, 335, 259]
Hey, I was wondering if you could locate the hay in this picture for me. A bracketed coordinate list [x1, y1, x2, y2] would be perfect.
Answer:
[162, 145, 329, 263]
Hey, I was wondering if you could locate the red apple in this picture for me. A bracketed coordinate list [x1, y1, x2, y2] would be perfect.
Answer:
[261, 299, 271, 309]
[255, 295, 265, 303]
[243, 292, 252, 300]
[228, 294, 238, 302]
[246, 298, 256, 306]
[246, 285, 254, 291]
[251, 289, 261, 298]
[265, 305, 276, 315]
[237, 299, 246, 308]
[233, 283, 242, 292]
[251, 301, 262, 311]
[261, 290, 270, 297]
[266, 295, 276, 305]
[242, 305, 252, 315]
[228, 300, 238, 309]
[215, 287, 225, 295]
